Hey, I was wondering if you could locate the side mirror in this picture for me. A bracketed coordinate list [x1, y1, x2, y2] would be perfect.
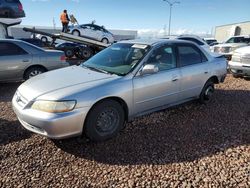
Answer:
[140, 64, 159, 76]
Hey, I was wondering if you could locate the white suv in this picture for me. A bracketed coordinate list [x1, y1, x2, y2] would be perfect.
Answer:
[211, 35, 250, 60]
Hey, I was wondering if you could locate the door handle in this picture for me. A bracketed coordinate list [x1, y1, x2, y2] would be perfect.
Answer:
[172, 75, 179, 82]
[172, 77, 179, 82]
[204, 71, 208, 74]
[22, 60, 29, 62]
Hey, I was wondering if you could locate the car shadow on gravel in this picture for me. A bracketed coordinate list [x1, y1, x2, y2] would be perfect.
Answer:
[54, 89, 250, 165]
[0, 118, 33, 146]
[0, 83, 20, 102]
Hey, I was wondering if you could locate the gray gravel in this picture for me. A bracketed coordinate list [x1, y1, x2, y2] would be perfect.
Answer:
[0, 74, 250, 188]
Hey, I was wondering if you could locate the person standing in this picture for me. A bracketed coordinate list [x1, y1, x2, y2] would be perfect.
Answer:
[60, 10, 70, 33]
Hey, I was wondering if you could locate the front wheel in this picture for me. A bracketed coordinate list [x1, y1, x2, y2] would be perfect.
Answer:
[84, 100, 125, 142]
[199, 81, 215, 104]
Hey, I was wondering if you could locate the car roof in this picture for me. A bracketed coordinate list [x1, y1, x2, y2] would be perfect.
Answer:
[117, 38, 196, 46]
[229, 35, 250, 38]
[0, 39, 24, 43]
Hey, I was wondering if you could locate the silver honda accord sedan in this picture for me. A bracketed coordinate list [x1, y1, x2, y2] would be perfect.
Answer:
[0, 39, 69, 82]
[12, 39, 227, 141]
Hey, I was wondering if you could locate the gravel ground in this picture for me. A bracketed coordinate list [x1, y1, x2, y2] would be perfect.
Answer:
[0, 74, 250, 188]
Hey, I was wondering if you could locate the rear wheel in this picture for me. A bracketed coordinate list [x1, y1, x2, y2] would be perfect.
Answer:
[41, 36, 48, 43]
[84, 100, 125, 142]
[101, 38, 109, 44]
[199, 80, 215, 104]
[65, 49, 74, 58]
[24, 66, 46, 80]
[72, 30, 80, 36]
[78, 47, 93, 59]
[232, 74, 240, 78]
[4, 10, 11, 18]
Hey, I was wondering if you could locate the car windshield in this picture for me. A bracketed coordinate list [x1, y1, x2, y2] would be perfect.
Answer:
[225, 37, 250, 43]
[81, 43, 150, 76]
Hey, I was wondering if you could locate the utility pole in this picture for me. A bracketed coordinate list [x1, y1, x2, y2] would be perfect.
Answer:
[163, 0, 180, 36]
[53, 17, 56, 31]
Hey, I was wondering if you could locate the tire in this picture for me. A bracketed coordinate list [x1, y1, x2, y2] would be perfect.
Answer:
[41, 36, 48, 43]
[199, 80, 215, 104]
[72, 30, 80, 36]
[24, 66, 46, 80]
[84, 100, 125, 142]
[65, 49, 74, 58]
[4, 10, 11, 18]
[78, 47, 93, 59]
[101, 38, 109, 44]
[232, 74, 240, 78]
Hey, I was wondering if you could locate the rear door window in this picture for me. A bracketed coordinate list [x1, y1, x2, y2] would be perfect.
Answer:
[177, 45, 207, 67]
[0, 42, 28, 56]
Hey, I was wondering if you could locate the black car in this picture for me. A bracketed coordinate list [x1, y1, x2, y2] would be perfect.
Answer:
[55, 42, 93, 59]
[0, 0, 25, 18]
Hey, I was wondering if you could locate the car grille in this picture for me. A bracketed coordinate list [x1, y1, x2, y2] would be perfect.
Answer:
[231, 55, 250, 65]
[214, 47, 231, 53]
[231, 55, 241, 62]
[241, 57, 250, 65]
[15, 91, 28, 108]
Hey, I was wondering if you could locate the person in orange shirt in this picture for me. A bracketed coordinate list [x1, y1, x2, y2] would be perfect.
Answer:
[60, 10, 70, 33]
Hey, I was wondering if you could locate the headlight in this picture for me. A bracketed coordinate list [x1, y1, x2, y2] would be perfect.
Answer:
[229, 47, 237, 52]
[31, 100, 76, 113]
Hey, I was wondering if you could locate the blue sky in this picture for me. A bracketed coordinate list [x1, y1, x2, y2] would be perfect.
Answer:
[22, 0, 250, 36]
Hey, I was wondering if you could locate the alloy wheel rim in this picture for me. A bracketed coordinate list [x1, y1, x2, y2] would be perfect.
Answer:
[29, 70, 42, 78]
[205, 86, 214, 100]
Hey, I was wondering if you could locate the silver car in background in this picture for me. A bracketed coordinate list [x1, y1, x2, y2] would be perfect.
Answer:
[12, 39, 227, 142]
[0, 39, 69, 82]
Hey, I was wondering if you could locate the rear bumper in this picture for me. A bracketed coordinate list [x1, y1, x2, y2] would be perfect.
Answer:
[228, 61, 250, 77]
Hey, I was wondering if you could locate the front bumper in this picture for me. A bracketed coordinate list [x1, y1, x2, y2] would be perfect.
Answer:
[228, 61, 250, 77]
[12, 95, 90, 139]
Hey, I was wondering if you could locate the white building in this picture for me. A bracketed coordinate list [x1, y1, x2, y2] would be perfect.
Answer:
[215, 21, 250, 42]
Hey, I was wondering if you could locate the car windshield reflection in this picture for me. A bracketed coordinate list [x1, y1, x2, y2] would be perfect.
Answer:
[81, 43, 150, 76]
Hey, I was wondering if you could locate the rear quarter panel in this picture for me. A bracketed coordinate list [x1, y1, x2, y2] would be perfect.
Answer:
[39, 52, 65, 70]
[210, 57, 227, 81]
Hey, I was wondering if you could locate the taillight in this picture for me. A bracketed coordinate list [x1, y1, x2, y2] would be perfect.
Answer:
[60, 55, 66, 61]
[18, 4, 23, 11]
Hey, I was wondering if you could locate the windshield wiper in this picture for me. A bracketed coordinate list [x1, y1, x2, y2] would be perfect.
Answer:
[83, 65, 111, 75]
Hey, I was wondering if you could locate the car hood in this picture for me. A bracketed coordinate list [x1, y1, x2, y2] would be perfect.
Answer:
[17, 66, 118, 101]
[234, 46, 250, 56]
